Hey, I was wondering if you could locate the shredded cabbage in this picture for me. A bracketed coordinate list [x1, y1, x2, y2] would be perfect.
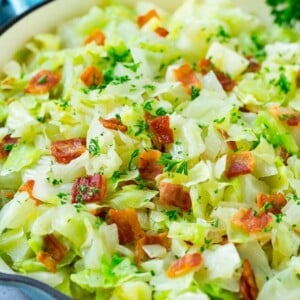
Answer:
[1, 0, 300, 299]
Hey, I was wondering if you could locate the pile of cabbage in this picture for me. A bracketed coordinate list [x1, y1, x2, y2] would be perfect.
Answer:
[0, 0, 300, 299]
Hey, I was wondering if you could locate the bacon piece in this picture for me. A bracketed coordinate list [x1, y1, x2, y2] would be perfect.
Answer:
[135, 232, 171, 263]
[216, 72, 236, 92]
[25, 70, 61, 94]
[218, 128, 237, 151]
[270, 105, 300, 127]
[199, 59, 213, 75]
[137, 9, 159, 28]
[240, 259, 258, 300]
[245, 57, 261, 73]
[80, 66, 103, 87]
[166, 253, 202, 278]
[19, 180, 42, 205]
[159, 182, 191, 211]
[51, 138, 86, 164]
[99, 118, 128, 132]
[0, 135, 18, 159]
[84, 29, 106, 46]
[198, 59, 236, 92]
[36, 251, 57, 273]
[108, 208, 144, 245]
[44, 234, 67, 262]
[173, 63, 201, 94]
[155, 26, 169, 37]
[71, 174, 107, 203]
[37, 234, 67, 273]
[149, 115, 174, 144]
[138, 149, 163, 180]
[279, 147, 290, 164]
[231, 208, 272, 233]
[226, 151, 255, 179]
[257, 192, 287, 214]
[90, 206, 109, 218]
[144, 113, 165, 150]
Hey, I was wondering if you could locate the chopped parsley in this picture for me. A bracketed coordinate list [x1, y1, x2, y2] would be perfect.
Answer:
[111, 170, 128, 183]
[37, 74, 47, 84]
[3, 144, 14, 151]
[88, 138, 100, 156]
[275, 73, 291, 94]
[124, 62, 140, 72]
[143, 84, 156, 91]
[111, 75, 130, 85]
[266, 0, 300, 27]
[166, 210, 179, 221]
[57, 192, 69, 204]
[155, 107, 167, 116]
[191, 86, 201, 100]
[128, 149, 140, 170]
[216, 25, 231, 41]
[54, 99, 69, 110]
[143, 101, 153, 111]
[158, 153, 189, 175]
[47, 177, 63, 185]
[134, 120, 149, 136]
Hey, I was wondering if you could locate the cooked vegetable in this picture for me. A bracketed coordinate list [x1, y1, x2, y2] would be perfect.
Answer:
[266, 0, 300, 26]
[0, 0, 300, 299]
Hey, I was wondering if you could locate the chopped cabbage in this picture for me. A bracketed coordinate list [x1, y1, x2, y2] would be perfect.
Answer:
[0, 0, 300, 299]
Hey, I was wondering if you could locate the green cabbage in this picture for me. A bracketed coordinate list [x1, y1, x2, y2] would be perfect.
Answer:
[0, 0, 300, 299]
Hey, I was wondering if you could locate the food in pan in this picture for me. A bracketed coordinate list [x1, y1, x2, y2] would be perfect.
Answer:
[0, 0, 300, 299]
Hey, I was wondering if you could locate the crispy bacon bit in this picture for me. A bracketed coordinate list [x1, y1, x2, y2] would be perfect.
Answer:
[155, 26, 169, 37]
[135, 232, 171, 263]
[80, 66, 103, 87]
[44, 234, 67, 262]
[0, 135, 18, 159]
[257, 192, 287, 214]
[245, 57, 261, 73]
[99, 118, 128, 132]
[270, 105, 300, 127]
[19, 179, 35, 194]
[19, 180, 42, 205]
[108, 208, 144, 245]
[36, 252, 57, 273]
[90, 206, 109, 218]
[231, 208, 272, 233]
[84, 29, 106, 46]
[218, 128, 237, 151]
[166, 253, 202, 278]
[137, 9, 159, 28]
[71, 174, 107, 203]
[159, 181, 191, 211]
[138, 149, 163, 180]
[37, 234, 67, 273]
[216, 72, 236, 92]
[25, 70, 61, 94]
[240, 259, 258, 300]
[199, 59, 213, 75]
[279, 147, 290, 164]
[173, 63, 201, 94]
[226, 151, 255, 179]
[149, 115, 174, 144]
[51, 138, 86, 164]
[198, 59, 236, 92]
